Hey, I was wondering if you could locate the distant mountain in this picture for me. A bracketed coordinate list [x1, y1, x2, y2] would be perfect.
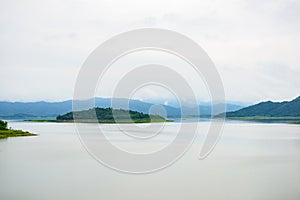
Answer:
[224, 96, 300, 117]
[0, 100, 72, 119]
[143, 99, 245, 111]
[0, 97, 244, 119]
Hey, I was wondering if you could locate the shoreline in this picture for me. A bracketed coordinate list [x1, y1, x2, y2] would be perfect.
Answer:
[0, 129, 38, 138]
[220, 116, 300, 124]
[25, 119, 173, 124]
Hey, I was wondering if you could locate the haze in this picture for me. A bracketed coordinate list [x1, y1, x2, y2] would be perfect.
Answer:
[0, 0, 299, 103]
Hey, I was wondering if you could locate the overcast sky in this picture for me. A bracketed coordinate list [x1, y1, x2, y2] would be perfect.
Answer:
[0, 0, 299, 103]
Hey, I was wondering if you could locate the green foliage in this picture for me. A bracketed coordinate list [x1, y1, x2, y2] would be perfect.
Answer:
[0, 129, 37, 138]
[290, 121, 300, 125]
[57, 107, 166, 123]
[0, 119, 37, 138]
[0, 120, 8, 130]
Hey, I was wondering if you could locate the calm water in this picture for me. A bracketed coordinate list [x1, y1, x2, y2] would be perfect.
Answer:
[0, 121, 299, 200]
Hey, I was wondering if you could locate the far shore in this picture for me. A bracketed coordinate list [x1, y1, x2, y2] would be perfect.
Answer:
[25, 119, 173, 123]
[219, 116, 300, 124]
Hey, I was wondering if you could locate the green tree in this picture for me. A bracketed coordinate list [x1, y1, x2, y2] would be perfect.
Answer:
[0, 120, 8, 130]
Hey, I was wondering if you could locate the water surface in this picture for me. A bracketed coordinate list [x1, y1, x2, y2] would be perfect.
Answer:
[0, 121, 299, 200]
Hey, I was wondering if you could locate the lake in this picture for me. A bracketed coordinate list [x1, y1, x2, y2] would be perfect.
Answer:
[0, 121, 299, 200]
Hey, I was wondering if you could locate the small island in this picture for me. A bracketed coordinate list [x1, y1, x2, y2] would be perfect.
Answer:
[30, 107, 170, 123]
[0, 120, 37, 138]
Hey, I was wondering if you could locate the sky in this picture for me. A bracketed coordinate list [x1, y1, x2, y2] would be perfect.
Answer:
[0, 0, 299, 104]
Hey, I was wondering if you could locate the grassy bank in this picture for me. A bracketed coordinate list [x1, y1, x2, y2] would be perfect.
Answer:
[289, 122, 300, 124]
[0, 119, 37, 138]
[0, 129, 37, 138]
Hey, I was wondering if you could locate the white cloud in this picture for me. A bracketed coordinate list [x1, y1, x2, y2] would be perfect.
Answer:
[0, 0, 299, 102]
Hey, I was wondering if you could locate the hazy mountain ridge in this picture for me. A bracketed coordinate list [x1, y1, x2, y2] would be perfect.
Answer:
[0, 97, 244, 119]
[224, 96, 300, 117]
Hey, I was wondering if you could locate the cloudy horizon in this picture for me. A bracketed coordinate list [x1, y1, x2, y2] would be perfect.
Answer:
[1, 0, 299, 104]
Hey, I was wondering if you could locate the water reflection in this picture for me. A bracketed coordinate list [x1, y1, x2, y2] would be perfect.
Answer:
[0, 121, 299, 200]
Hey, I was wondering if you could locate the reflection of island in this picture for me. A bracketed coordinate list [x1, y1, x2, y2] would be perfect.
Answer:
[0, 120, 37, 138]
[31, 107, 171, 123]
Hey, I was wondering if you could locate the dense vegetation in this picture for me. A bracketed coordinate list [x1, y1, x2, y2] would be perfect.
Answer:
[56, 107, 167, 123]
[222, 96, 300, 118]
[0, 120, 8, 130]
[0, 119, 37, 138]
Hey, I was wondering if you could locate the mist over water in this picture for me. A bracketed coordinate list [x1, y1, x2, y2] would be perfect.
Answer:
[0, 121, 299, 200]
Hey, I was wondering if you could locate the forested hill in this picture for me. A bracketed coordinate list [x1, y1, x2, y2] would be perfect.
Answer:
[224, 96, 300, 117]
[57, 107, 167, 123]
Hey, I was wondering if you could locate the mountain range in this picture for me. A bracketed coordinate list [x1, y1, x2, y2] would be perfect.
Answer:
[0, 97, 244, 119]
[224, 96, 300, 117]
